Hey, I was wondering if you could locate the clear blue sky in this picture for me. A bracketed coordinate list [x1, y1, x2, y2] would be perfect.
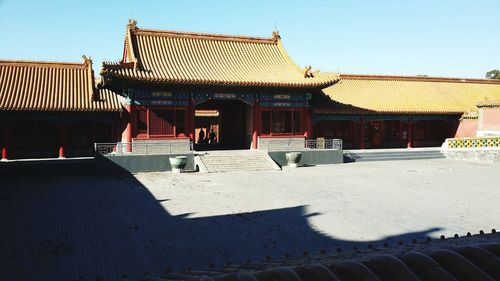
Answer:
[1, 0, 499, 78]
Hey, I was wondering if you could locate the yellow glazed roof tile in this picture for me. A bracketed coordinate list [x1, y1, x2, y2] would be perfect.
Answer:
[101, 20, 339, 89]
[319, 74, 500, 114]
[0, 58, 121, 112]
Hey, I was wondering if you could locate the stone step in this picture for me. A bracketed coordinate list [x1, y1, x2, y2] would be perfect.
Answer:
[344, 148, 444, 162]
[355, 155, 445, 162]
[198, 150, 279, 173]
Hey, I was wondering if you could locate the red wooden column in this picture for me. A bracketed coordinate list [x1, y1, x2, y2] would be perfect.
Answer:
[111, 116, 120, 153]
[407, 120, 414, 148]
[187, 99, 195, 142]
[360, 117, 365, 149]
[122, 103, 134, 152]
[1, 123, 8, 161]
[303, 108, 313, 139]
[58, 122, 66, 159]
[251, 101, 261, 149]
[303, 109, 308, 139]
[350, 120, 355, 147]
[398, 120, 403, 146]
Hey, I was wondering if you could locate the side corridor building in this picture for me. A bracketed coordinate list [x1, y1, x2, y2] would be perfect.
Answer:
[0, 58, 120, 160]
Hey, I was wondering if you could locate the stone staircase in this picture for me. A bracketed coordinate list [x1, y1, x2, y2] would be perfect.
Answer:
[196, 150, 280, 173]
[343, 147, 445, 162]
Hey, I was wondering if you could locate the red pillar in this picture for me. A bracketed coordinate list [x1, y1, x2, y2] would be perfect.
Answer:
[122, 104, 133, 152]
[360, 118, 365, 149]
[407, 121, 414, 148]
[1, 147, 6, 161]
[350, 121, 355, 147]
[303, 109, 308, 139]
[309, 109, 314, 139]
[380, 120, 385, 148]
[187, 100, 195, 142]
[304, 108, 313, 139]
[1, 124, 9, 161]
[398, 121, 403, 146]
[58, 123, 66, 159]
[251, 102, 261, 149]
[111, 116, 119, 152]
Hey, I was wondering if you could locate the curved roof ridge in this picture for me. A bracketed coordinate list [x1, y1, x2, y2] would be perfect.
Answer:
[275, 39, 304, 75]
[340, 73, 500, 84]
[101, 20, 340, 89]
[132, 27, 277, 44]
[0, 59, 87, 68]
[274, 40, 338, 81]
[127, 18, 277, 44]
[119, 19, 141, 69]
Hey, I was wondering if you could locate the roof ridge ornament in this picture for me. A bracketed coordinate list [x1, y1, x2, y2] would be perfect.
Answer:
[272, 30, 280, 42]
[126, 19, 140, 69]
[304, 66, 314, 78]
[128, 18, 138, 32]
[82, 55, 98, 101]
[82, 55, 92, 66]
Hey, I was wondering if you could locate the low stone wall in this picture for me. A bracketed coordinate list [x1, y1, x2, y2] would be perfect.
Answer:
[268, 150, 343, 167]
[442, 137, 500, 162]
[128, 139, 192, 154]
[0, 158, 95, 177]
[258, 137, 305, 151]
[95, 153, 195, 173]
[443, 148, 500, 162]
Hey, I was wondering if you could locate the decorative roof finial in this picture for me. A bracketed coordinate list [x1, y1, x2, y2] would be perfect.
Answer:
[128, 19, 138, 31]
[304, 66, 314, 78]
[82, 55, 92, 66]
[272, 30, 280, 42]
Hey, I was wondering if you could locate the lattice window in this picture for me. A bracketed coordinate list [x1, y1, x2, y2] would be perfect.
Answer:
[293, 111, 301, 134]
[149, 109, 175, 136]
[271, 111, 292, 133]
[136, 109, 148, 135]
[175, 110, 186, 136]
[261, 111, 271, 134]
[261, 109, 302, 135]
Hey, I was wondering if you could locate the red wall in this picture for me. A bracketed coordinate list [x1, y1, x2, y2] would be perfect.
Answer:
[480, 108, 500, 131]
[454, 119, 478, 138]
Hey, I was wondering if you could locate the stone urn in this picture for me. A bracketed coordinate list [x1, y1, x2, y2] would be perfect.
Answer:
[285, 152, 302, 168]
[169, 156, 188, 173]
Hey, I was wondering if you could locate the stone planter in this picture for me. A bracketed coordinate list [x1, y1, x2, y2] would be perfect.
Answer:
[169, 156, 188, 173]
[285, 152, 302, 168]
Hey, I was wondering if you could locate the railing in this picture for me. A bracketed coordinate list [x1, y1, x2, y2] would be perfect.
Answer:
[264, 138, 303, 151]
[264, 138, 343, 151]
[306, 139, 343, 150]
[95, 141, 193, 156]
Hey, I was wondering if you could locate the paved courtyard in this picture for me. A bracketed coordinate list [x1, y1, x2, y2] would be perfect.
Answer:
[1, 159, 499, 281]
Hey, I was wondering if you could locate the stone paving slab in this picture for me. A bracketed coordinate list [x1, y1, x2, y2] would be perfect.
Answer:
[1, 159, 499, 281]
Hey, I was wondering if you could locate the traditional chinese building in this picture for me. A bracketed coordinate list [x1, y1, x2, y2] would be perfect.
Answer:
[314, 74, 500, 149]
[99, 20, 339, 150]
[0, 57, 120, 160]
[2, 20, 500, 160]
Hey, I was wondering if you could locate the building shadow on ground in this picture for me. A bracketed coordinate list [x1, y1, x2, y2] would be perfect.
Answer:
[0, 160, 442, 281]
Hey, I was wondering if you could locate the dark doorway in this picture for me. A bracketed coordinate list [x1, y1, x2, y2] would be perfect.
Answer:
[371, 121, 384, 148]
[10, 120, 59, 159]
[195, 100, 251, 150]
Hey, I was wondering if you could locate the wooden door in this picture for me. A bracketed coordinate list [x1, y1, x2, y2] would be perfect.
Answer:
[371, 121, 383, 147]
